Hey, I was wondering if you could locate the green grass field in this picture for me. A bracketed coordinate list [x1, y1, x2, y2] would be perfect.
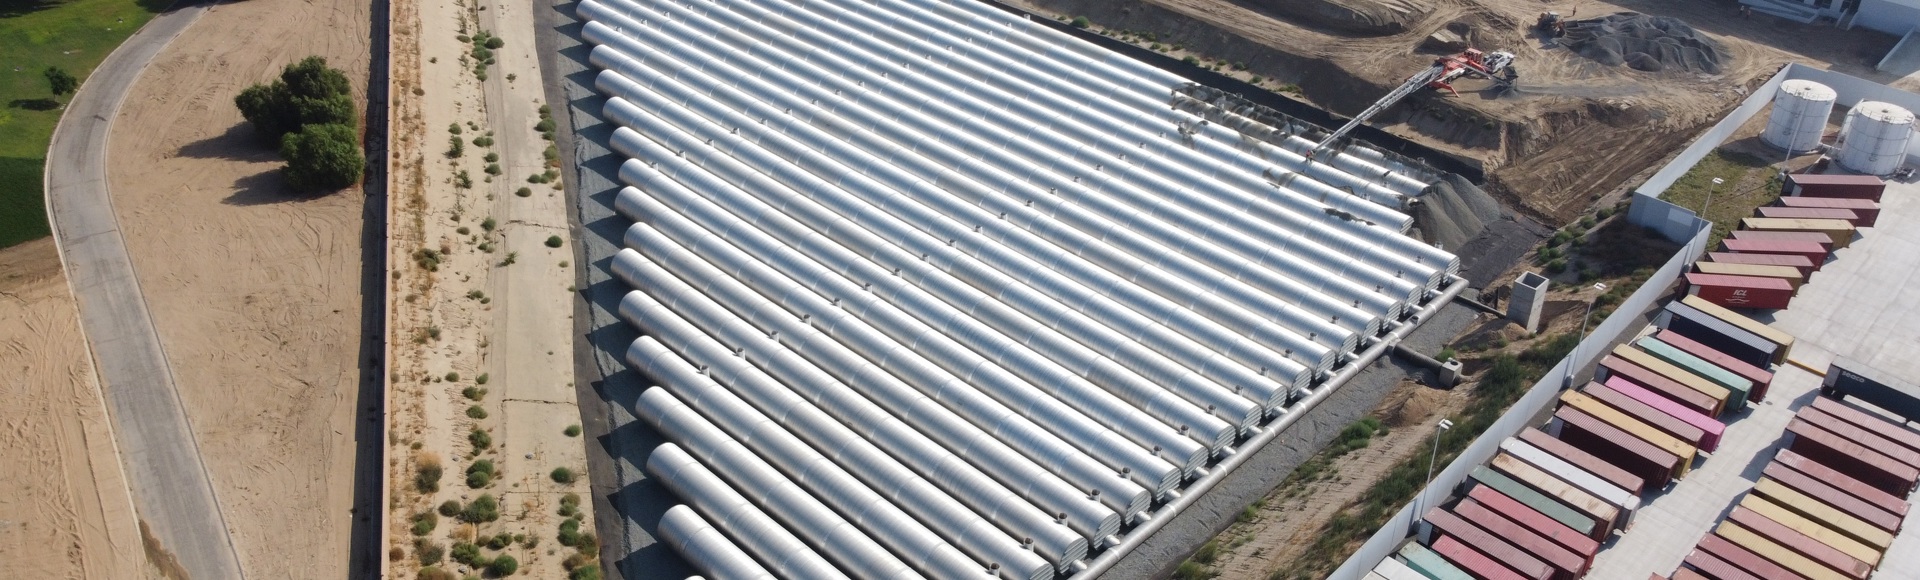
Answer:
[0, 0, 165, 248]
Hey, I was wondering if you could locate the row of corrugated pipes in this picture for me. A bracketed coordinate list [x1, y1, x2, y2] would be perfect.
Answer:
[578, 0, 1463, 577]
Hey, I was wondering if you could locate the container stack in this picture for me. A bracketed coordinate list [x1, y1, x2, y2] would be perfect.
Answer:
[1366, 298, 1796, 578]
[1689, 173, 1884, 311]
[1658, 386, 1920, 580]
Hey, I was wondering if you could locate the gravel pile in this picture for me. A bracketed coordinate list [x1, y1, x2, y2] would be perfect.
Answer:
[1561, 13, 1726, 74]
[1414, 173, 1503, 252]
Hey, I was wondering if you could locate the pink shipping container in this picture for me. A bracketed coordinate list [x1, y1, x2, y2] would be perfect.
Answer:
[1784, 173, 1884, 200]
[1728, 229, 1835, 251]
[1602, 377, 1724, 452]
[1683, 273, 1795, 311]
[1705, 252, 1818, 276]
[1718, 238, 1829, 267]
[1753, 205, 1863, 225]
[1653, 329, 1774, 403]
[1776, 196, 1880, 226]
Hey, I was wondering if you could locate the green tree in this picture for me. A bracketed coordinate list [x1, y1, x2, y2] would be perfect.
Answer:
[44, 67, 77, 98]
[280, 124, 364, 192]
[280, 56, 351, 100]
[234, 82, 295, 137]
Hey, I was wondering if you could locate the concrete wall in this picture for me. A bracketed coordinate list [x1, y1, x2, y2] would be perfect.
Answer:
[1328, 225, 1709, 579]
[1858, 0, 1920, 35]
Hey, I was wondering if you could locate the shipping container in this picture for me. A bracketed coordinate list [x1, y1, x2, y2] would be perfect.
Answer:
[1786, 417, 1920, 495]
[1678, 297, 1795, 364]
[1421, 508, 1554, 580]
[1549, 406, 1683, 487]
[1609, 346, 1732, 418]
[1466, 484, 1600, 559]
[1453, 497, 1589, 579]
[1774, 196, 1879, 226]
[1713, 521, 1852, 580]
[1798, 406, 1920, 472]
[1366, 572, 1391, 580]
[1821, 357, 1920, 424]
[1602, 378, 1725, 452]
[1719, 237, 1831, 268]
[1431, 535, 1528, 580]
[1598, 356, 1724, 418]
[1754, 205, 1863, 225]
[1696, 533, 1804, 580]
[1740, 495, 1883, 567]
[1517, 428, 1647, 496]
[1783, 173, 1885, 201]
[1738, 217, 1856, 248]
[1774, 448, 1910, 518]
[1753, 478, 1896, 550]
[1683, 272, 1796, 311]
[1761, 462, 1902, 534]
[1729, 229, 1839, 251]
[1558, 390, 1699, 472]
[1400, 542, 1475, 580]
[1374, 555, 1433, 580]
[1500, 437, 1640, 516]
[1705, 251, 1819, 277]
[1634, 337, 1756, 410]
[1468, 468, 1599, 539]
[1582, 381, 1711, 452]
[1653, 329, 1774, 402]
[1489, 453, 1620, 539]
[1693, 261, 1807, 291]
[1684, 548, 1764, 580]
[1809, 397, 1920, 458]
[1726, 507, 1872, 580]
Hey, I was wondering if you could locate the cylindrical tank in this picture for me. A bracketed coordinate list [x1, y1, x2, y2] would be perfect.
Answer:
[1837, 100, 1916, 176]
[1763, 80, 1835, 154]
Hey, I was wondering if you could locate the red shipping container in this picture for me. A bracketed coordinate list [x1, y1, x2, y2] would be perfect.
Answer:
[1683, 273, 1795, 310]
[1454, 498, 1589, 579]
[1774, 448, 1910, 517]
[1466, 484, 1600, 559]
[1695, 533, 1800, 580]
[1431, 535, 1528, 580]
[1799, 406, 1920, 471]
[1550, 406, 1682, 487]
[1754, 205, 1863, 225]
[1786, 417, 1920, 495]
[1669, 569, 1709, 580]
[1811, 396, 1920, 456]
[1584, 381, 1711, 450]
[1718, 238, 1829, 267]
[1654, 329, 1773, 402]
[1761, 462, 1902, 533]
[1600, 377, 1724, 452]
[1517, 428, 1646, 496]
[1684, 548, 1762, 580]
[1724, 506, 1872, 579]
[1785, 173, 1885, 200]
[1599, 355, 1722, 418]
[1776, 196, 1880, 226]
[1423, 508, 1554, 580]
[1705, 252, 1818, 276]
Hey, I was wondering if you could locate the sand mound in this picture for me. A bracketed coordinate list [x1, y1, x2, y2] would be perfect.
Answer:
[1251, 0, 1431, 35]
[1561, 13, 1726, 74]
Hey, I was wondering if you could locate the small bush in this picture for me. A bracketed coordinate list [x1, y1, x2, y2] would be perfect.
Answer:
[557, 518, 582, 546]
[486, 555, 518, 576]
[545, 235, 563, 248]
[1545, 258, 1569, 274]
[467, 405, 488, 419]
[467, 459, 496, 488]
[451, 542, 485, 566]
[551, 467, 577, 484]
[484, 36, 505, 49]
[569, 566, 601, 580]
[514, 187, 532, 197]
[1070, 15, 1090, 28]
[473, 135, 495, 147]
[462, 494, 500, 523]
[470, 428, 492, 451]
[481, 218, 497, 232]
[438, 500, 462, 517]
[415, 456, 443, 493]
[447, 136, 464, 158]
[411, 511, 438, 536]
[415, 540, 445, 566]
[418, 567, 456, 580]
[485, 533, 512, 550]
[485, 163, 502, 176]
[446, 371, 460, 382]
[1183, 55, 1199, 66]
[483, 152, 499, 163]
[564, 424, 581, 437]
[454, 170, 473, 189]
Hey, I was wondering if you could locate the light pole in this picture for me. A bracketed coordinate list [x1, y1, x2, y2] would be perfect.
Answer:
[1426, 418, 1454, 487]
[1702, 176, 1725, 219]
[1564, 282, 1609, 388]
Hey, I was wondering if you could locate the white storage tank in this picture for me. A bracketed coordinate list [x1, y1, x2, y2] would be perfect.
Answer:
[1837, 100, 1916, 176]
[1763, 79, 1835, 154]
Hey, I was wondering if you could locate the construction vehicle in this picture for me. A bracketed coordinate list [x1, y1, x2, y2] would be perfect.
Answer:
[1537, 12, 1566, 38]
[1312, 48, 1517, 154]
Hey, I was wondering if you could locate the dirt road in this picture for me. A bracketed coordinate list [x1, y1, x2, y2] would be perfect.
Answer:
[98, 0, 376, 576]
[0, 239, 157, 580]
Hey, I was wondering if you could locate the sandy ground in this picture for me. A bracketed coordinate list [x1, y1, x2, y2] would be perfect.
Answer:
[101, 0, 373, 577]
[386, 0, 593, 574]
[0, 239, 157, 580]
[999, 0, 1903, 223]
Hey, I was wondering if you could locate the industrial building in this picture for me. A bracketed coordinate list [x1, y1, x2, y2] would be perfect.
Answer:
[574, 0, 1465, 576]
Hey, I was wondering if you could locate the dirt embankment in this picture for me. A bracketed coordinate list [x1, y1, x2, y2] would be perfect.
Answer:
[0, 239, 158, 580]
[997, 0, 1897, 225]
[102, 0, 374, 576]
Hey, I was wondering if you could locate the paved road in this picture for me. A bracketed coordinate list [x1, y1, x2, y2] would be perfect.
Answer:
[42, 2, 246, 579]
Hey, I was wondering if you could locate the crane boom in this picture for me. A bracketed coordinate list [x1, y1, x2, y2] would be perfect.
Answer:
[1313, 65, 1445, 153]
[1312, 49, 1515, 154]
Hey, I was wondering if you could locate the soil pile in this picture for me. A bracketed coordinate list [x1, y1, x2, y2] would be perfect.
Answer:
[1414, 173, 1503, 251]
[1251, 0, 1431, 35]
[1561, 13, 1726, 74]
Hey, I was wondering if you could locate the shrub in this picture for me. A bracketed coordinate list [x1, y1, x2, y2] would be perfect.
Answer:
[1183, 55, 1199, 66]
[551, 467, 577, 484]
[415, 540, 445, 566]
[438, 500, 462, 517]
[485, 36, 505, 49]
[467, 405, 488, 419]
[414, 456, 443, 493]
[462, 387, 483, 400]
[451, 542, 485, 566]
[462, 494, 500, 523]
[545, 235, 563, 248]
[418, 567, 456, 580]
[449, 123, 462, 135]
[1545, 258, 1568, 274]
[1070, 15, 1090, 28]
[467, 459, 496, 488]
[445, 371, 460, 382]
[411, 511, 438, 536]
[280, 123, 365, 192]
[563, 424, 580, 437]
[486, 555, 518, 576]
[473, 135, 494, 147]
[557, 518, 582, 546]
[485, 533, 512, 550]
[569, 566, 601, 580]
[535, 118, 555, 132]
[45, 66, 77, 97]
[481, 218, 497, 232]
[514, 187, 532, 198]
[470, 428, 492, 451]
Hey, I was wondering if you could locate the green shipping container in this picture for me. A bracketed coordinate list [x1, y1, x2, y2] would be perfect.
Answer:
[1397, 542, 1472, 580]
[1635, 337, 1753, 412]
[1469, 466, 1597, 537]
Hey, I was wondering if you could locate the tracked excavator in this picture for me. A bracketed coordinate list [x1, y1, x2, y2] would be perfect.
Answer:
[1311, 48, 1516, 155]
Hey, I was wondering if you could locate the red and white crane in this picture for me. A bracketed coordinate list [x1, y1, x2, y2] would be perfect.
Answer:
[1312, 48, 1517, 155]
